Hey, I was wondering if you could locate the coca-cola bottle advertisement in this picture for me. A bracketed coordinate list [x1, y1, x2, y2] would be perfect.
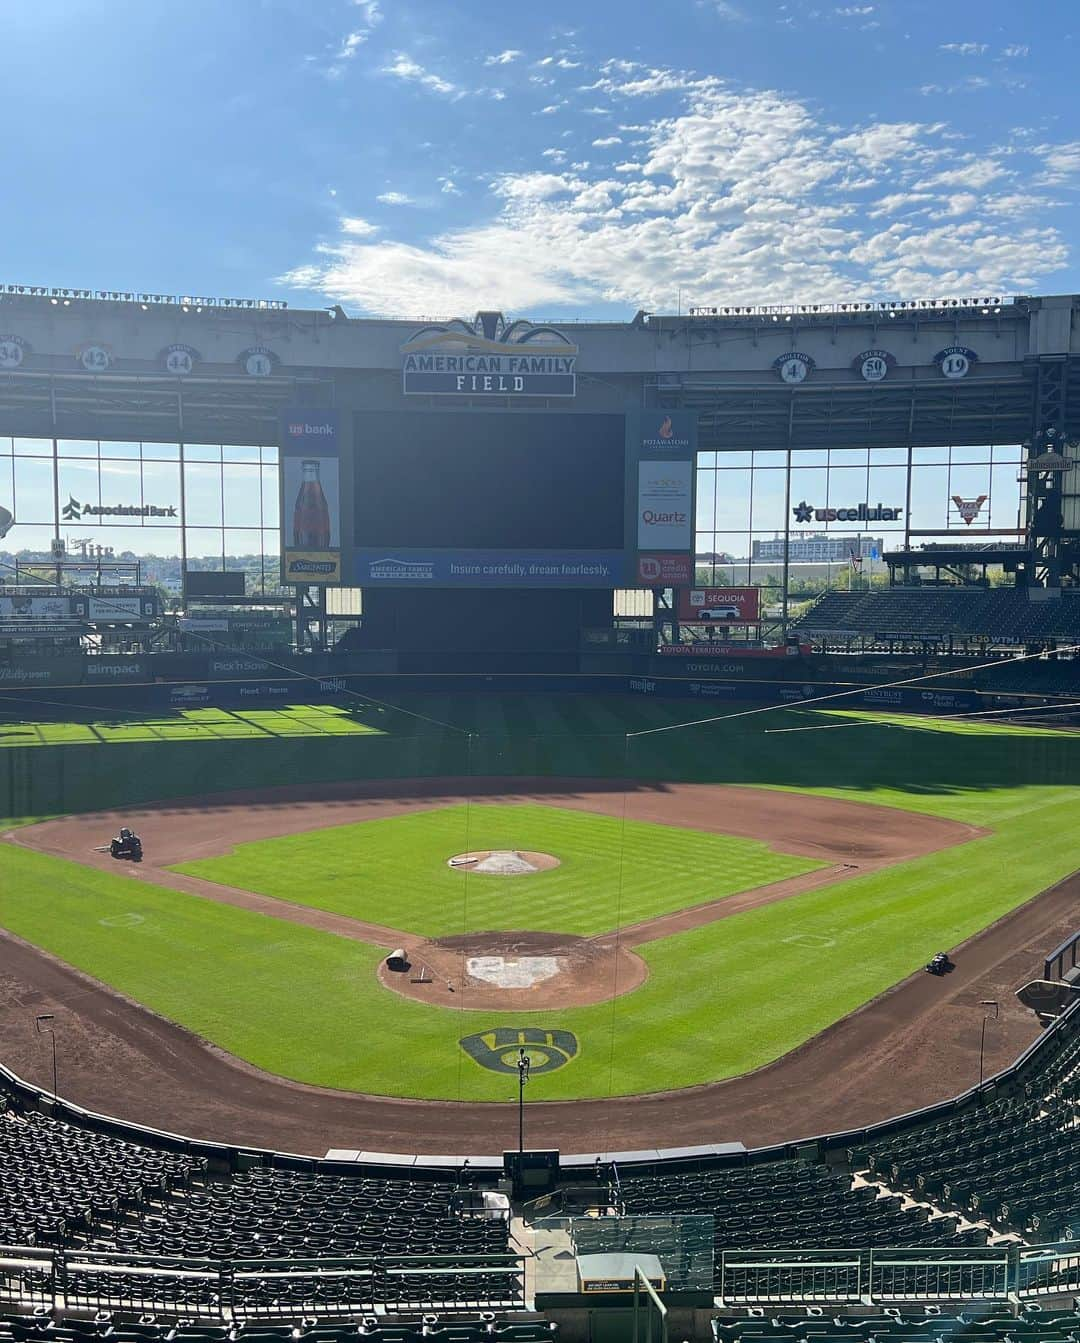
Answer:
[284, 453, 339, 551]
[292, 459, 332, 548]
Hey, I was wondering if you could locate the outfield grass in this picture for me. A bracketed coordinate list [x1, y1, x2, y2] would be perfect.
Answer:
[171, 803, 823, 938]
[2, 699, 1080, 1101]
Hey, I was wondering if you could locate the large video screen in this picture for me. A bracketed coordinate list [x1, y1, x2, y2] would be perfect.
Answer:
[353, 411, 625, 549]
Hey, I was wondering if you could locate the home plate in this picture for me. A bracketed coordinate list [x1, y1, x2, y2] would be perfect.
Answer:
[467, 956, 561, 988]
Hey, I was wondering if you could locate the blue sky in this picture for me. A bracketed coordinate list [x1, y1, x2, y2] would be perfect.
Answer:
[2, 0, 1077, 319]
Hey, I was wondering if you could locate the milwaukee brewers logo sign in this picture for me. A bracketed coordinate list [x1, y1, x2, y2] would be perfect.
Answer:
[460, 1027, 579, 1075]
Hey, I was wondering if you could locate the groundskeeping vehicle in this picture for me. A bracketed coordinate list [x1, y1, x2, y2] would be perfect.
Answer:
[110, 828, 143, 862]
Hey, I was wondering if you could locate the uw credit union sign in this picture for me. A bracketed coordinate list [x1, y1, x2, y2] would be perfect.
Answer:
[401, 313, 577, 396]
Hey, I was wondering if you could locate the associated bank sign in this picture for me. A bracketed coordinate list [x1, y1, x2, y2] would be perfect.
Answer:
[401, 312, 577, 397]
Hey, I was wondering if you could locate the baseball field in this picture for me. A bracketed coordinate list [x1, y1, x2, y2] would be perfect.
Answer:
[2, 693, 1079, 1118]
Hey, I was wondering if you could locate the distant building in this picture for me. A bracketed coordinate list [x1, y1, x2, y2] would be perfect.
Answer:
[752, 533, 883, 563]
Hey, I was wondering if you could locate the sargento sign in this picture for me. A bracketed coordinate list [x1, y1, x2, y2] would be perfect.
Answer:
[401, 312, 577, 397]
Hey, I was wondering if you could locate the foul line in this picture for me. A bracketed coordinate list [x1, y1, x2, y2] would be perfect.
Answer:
[765, 695, 1080, 734]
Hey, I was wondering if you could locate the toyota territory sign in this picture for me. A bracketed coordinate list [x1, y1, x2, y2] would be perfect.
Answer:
[679, 587, 760, 623]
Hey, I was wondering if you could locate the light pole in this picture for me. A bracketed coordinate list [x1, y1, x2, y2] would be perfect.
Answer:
[517, 1047, 531, 1157]
[35, 1014, 57, 1101]
[978, 1000, 999, 1086]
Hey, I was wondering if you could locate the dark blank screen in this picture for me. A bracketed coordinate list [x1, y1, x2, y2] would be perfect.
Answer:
[353, 411, 625, 549]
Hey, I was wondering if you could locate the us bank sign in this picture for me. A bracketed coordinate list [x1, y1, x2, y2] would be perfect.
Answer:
[401, 313, 577, 397]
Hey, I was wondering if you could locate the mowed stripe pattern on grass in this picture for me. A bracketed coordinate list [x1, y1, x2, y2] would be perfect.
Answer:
[170, 803, 824, 939]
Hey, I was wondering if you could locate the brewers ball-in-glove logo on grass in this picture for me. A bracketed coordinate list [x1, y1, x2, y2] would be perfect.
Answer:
[460, 1027, 579, 1075]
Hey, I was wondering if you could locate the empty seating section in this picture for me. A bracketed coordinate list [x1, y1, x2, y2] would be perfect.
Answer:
[794, 589, 1080, 643]
[709, 1309, 1080, 1343]
[79, 1171, 515, 1311]
[615, 1160, 986, 1253]
[0, 1314, 556, 1343]
[851, 1028, 1080, 1241]
[0, 1111, 203, 1247]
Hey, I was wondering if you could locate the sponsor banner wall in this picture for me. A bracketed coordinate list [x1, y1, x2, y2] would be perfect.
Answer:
[625, 410, 697, 583]
[84, 658, 148, 681]
[678, 587, 761, 623]
[637, 553, 693, 586]
[76, 596, 157, 620]
[637, 459, 693, 550]
[280, 407, 342, 586]
[0, 660, 82, 686]
[657, 641, 799, 657]
[0, 595, 71, 620]
[354, 548, 625, 588]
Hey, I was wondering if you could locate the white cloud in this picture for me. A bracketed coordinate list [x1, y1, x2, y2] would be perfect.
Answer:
[538, 103, 564, 115]
[835, 5, 874, 14]
[484, 49, 522, 65]
[282, 69, 1071, 315]
[340, 217, 379, 237]
[940, 42, 989, 56]
[376, 191, 415, 206]
[323, 2, 382, 78]
[1001, 44, 1029, 58]
[592, 136, 623, 147]
[440, 179, 462, 196]
[382, 53, 459, 97]
[1035, 142, 1080, 186]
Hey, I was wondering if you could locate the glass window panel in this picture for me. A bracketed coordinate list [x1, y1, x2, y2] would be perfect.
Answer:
[790, 466, 829, 511]
[142, 441, 180, 460]
[58, 461, 101, 519]
[908, 466, 949, 531]
[869, 446, 908, 465]
[14, 457, 56, 524]
[98, 440, 141, 460]
[223, 464, 263, 527]
[950, 444, 991, 465]
[829, 447, 869, 465]
[695, 477, 716, 533]
[183, 462, 223, 526]
[97, 457, 144, 515]
[223, 444, 262, 463]
[827, 467, 869, 517]
[912, 446, 949, 464]
[749, 469, 788, 532]
[183, 443, 221, 463]
[0, 437, 11, 456]
[225, 529, 263, 562]
[261, 465, 280, 529]
[140, 461, 181, 523]
[751, 450, 787, 467]
[15, 437, 54, 457]
[261, 527, 281, 559]
[712, 469, 751, 530]
[992, 442, 1023, 463]
[697, 451, 718, 470]
[260, 445, 279, 465]
[790, 445, 828, 466]
[184, 527, 225, 560]
[713, 449, 753, 467]
[990, 463, 1022, 530]
[868, 467, 906, 515]
[697, 536, 751, 584]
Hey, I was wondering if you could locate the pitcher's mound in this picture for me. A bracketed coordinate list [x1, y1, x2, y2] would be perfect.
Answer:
[447, 850, 560, 875]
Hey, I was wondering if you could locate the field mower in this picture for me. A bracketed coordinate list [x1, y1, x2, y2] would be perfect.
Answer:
[925, 951, 953, 976]
[109, 828, 143, 862]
